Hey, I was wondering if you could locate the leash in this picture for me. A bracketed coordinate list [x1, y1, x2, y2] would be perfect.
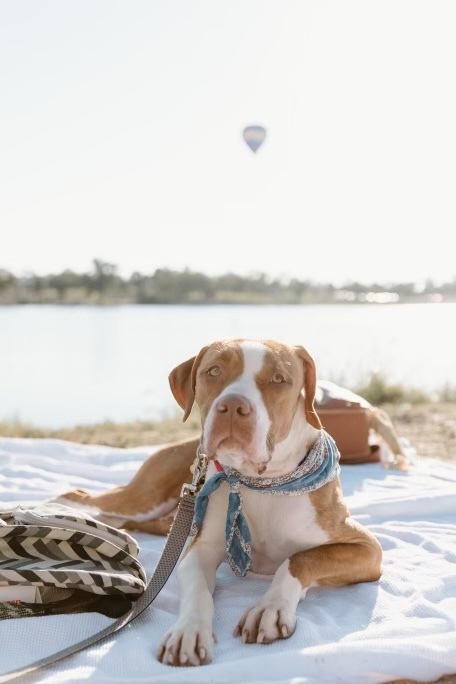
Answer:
[0, 451, 209, 683]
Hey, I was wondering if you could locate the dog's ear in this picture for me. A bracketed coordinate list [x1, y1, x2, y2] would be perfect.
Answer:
[294, 345, 322, 430]
[168, 346, 209, 422]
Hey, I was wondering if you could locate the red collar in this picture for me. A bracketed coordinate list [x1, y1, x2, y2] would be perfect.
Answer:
[214, 460, 224, 472]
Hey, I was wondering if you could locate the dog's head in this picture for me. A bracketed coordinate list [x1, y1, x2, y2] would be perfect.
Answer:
[168, 339, 322, 477]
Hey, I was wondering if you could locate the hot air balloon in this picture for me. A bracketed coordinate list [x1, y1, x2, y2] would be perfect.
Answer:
[242, 125, 266, 153]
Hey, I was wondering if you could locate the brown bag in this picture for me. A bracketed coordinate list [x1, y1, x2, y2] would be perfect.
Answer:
[315, 382, 380, 465]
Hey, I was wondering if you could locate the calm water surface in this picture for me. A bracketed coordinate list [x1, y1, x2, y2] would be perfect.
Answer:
[0, 304, 454, 428]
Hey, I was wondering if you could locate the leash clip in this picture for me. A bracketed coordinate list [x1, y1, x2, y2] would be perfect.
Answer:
[181, 446, 208, 498]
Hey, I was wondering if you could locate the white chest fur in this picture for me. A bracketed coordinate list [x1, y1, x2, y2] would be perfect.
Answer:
[200, 481, 330, 576]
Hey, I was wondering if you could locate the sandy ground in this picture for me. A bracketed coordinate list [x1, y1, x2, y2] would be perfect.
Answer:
[388, 403, 456, 462]
[2, 403, 455, 461]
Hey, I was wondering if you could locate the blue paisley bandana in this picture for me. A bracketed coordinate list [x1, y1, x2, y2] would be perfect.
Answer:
[190, 430, 340, 577]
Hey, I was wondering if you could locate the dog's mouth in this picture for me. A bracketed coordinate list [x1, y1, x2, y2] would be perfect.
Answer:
[204, 433, 271, 475]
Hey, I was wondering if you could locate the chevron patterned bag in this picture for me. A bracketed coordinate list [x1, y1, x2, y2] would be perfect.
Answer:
[0, 503, 147, 620]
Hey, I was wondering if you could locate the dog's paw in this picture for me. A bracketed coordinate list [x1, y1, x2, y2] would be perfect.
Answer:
[157, 622, 215, 666]
[234, 599, 296, 644]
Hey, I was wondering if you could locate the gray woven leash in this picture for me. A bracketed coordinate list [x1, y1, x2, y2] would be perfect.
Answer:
[0, 453, 208, 683]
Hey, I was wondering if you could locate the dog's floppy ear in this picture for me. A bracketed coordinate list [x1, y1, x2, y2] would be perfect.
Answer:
[168, 346, 209, 422]
[294, 345, 322, 430]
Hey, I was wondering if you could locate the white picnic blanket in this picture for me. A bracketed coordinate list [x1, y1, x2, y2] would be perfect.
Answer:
[0, 437, 455, 684]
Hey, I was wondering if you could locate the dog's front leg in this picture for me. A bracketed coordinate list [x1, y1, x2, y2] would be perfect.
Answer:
[234, 559, 305, 644]
[235, 540, 382, 644]
[157, 540, 224, 666]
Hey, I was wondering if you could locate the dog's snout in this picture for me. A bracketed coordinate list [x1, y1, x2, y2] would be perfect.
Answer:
[216, 393, 252, 417]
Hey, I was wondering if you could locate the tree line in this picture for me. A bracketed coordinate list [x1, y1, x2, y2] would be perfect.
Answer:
[0, 260, 455, 305]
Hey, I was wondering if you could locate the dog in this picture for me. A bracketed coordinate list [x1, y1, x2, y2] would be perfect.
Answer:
[60, 338, 388, 666]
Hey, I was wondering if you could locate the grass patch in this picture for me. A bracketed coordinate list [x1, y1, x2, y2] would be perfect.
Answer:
[353, 372, 430, 405]
[0, 412, 201, 448]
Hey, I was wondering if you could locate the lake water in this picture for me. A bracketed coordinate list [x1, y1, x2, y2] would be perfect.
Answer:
[0, 304, 454, 428]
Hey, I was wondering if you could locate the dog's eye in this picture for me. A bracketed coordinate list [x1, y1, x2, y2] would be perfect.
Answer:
[207, 366, 221, 377]
[271, 373, 285, 384]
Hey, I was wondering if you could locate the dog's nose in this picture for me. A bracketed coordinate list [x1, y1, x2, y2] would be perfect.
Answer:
[216, 393, 252, 417]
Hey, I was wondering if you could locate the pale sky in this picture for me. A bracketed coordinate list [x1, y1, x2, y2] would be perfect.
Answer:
[1, 0, 455, 286]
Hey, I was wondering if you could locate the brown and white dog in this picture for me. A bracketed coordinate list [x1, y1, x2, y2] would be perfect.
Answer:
[60, 338, 385, 667]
